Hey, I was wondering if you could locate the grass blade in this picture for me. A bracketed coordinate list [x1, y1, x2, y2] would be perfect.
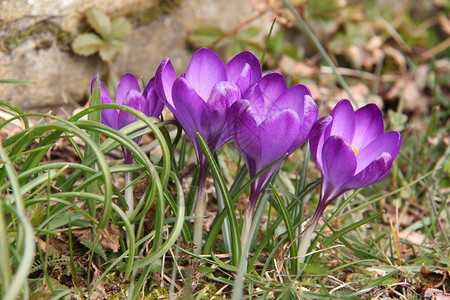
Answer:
[197, 133, 241, 265]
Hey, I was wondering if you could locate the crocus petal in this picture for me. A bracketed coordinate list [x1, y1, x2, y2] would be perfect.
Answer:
[118, 90, 146, 157]
[326, 99, 355, 144]
[121, 146, 134, 165]
[309, 115, 333, 173]
[228, 100, 261, 177]
[342, 152, 393, 191]
[184, 48, 227, 101]
[143, 77, 164, 117]
[101, 109, 118, 130]
[259, 110, 301, 171]
[249, 110, 302, 209]
[143, 76, 155, 96]
[267, 84, 318, 151]
[116, 73, 141, 105]
[118, 89, 145, 130]
[321, 136, 357, 202]
[242, 84, 266, 124]
[91, 75, 118, 130]
[171, 77, 206, 154]
[293, 94, 319, 151]
[245, 72, 287, 112]
[90, 75, 112, 104]
[355, 131, 401, 173]
[269, 84, 311, 114]
[155, 58, 177, 108]
[226, 51, 261, 93]
[352, 103, 384, 150]
[201, 81, 241, 152]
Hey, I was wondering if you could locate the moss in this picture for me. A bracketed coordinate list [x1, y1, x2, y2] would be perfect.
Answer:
[0, 20, 74, 54]
[127, 0, 182, 26]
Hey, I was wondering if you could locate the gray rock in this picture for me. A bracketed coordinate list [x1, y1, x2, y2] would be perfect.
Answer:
[0, 32, 103, 110]
[0, 0, 271, 112]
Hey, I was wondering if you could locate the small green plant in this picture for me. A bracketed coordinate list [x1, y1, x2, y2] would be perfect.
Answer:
[72, 7, 132, 64]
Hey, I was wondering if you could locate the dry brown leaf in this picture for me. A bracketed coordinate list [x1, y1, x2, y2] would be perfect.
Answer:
[30, 287, 53, 300]
[403, 80, 427, 112]
[89, 290, 106, 300]
[385, 65, 430, 115]
[383, 45, 406, 72]
[360, 36, 385, 69]
[363, 48, 384, 69]
[36, 237, 64, 256]
[365, 36, 383, 52]
[399, 230, 426, 244]
[421, 265, 450, 288]
[349, 45, 366, 67]
[435, 59, 450, 88]
[73, 223, 121, 252]
[424, 288, 450, 300]
[385, 79, 404, 100]
[89, 263, 107, 300]
[73, 227, 91, 240]
[278, 55, 318, 79]
[97, 223, 121, 252]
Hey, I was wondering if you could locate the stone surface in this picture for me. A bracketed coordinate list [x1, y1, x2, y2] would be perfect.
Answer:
[113, 0, 271, 78]
[0, 0, 158, 32]
[0, 32, 103, 110]
[0, 0, 271, 112]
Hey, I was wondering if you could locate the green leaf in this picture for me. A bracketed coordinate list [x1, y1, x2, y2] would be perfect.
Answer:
[99, 42, 120, 63]
[196, 133, 241, 266]
[322, 211, 384, 248]
[268, 30, 285, 56]
[147, 259, 162, 272]
[106, 72, 119, 100]
[444, 159, 450, 176]
[89, 75, 101, 141]
[188, 25, 224, 48]
[345, 22, 370, 47]
[388, 109, 407, 132]
[198, 266, 215, 274]
[72, 33, 103, 56]
[303, 262, 329, 275]
[0, 79, 35, 85]
[26, 203, 46, 228]
[305, 0, 339, 21]
[239, 26, 260, 39]
[80, 240, 107, 261]
[110, 17, 132, 39]
[351, 271, 397, 296]
[86, 7, 111, 39]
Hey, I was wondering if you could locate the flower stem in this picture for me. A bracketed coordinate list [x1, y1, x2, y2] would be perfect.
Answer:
[124, 171, 135, 243]
[193, 163, 208, 255]
[193, 190, 207, 255]
[297, 215, 319, 267]
[232, 209, 253, 300]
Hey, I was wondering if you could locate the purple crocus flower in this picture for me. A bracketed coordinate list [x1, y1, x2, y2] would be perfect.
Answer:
[309, 99, 402, 222]
[228, 72, 319, 211]
[91, 73, 164, 164]
[155, 47, 262, 188]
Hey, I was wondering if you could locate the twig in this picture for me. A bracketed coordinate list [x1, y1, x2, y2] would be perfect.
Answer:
[209, 10, 267, 49]
[420, 37, 450, 61]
